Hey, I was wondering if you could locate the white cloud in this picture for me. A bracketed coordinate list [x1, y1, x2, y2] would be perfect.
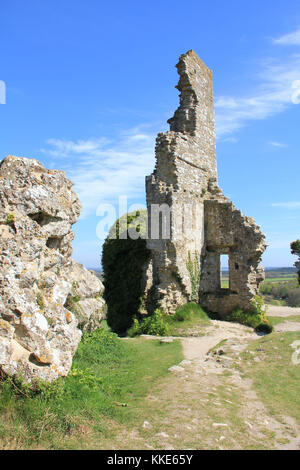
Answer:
[215, 29, 300, 138]
[41, 126, 156, 219]
[273, 29, 300, 46]
[268, 141, 287, 148]
[271, 202, 300, 209]
[41, 28, 300, 224]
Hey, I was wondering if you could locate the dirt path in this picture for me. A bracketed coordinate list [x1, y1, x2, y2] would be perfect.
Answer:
[274, 321, 300, 332]
[180, 320, 254, 360]
[111, 318, 300, 450]
[267, 305, 300, 317]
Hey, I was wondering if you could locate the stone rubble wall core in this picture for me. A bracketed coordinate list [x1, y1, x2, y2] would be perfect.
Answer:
[0, 156, 105, 382]
[145, 50, 266, 315]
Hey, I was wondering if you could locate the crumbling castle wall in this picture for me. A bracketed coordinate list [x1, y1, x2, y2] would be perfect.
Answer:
[145, 50, 266, 316]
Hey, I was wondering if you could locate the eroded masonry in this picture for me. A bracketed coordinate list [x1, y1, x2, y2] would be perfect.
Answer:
[144, 50, 266, 316]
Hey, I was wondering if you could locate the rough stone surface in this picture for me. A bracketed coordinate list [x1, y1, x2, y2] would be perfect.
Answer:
[0, 156, 105, 382]
[145, 50, 266, 316]
[63, 261, 106, 332]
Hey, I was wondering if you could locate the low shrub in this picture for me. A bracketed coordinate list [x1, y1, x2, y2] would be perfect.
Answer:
[255, 322, 273, 334]
[286, 288, 300, 307]
[226, 308, 263, 329]
[226, 304, 273, 334]
[128, 309, 170, 337]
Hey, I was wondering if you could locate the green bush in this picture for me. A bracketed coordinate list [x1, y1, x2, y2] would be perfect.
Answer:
[128, 309, 170, 337]
[291, 239, 300, 284]
[226, 308, 263, 329]
[102, 210, 150, 334]
[286, 288, 300, 307]
[226, 302, 273, 334]
[255, 322, 273, 334]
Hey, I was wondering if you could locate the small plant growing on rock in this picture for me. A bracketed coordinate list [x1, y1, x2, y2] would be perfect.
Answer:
[6, 213, 15, 225]
[36, 291, 45, 310]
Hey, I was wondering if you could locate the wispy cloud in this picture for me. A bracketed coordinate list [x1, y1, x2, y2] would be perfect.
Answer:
[41, 28, 300, 223]
[268, 141, 287, 148]
[272, 28, 300, 46]
[215, 29, 300, 138]
[41, 126, 156, 218]
[271, 202, 300, 209]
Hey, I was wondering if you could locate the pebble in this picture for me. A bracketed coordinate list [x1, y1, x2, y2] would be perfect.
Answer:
[156, 432, 169, 438]
[168, 365, 185, 373]
[142, 421, 152, 429]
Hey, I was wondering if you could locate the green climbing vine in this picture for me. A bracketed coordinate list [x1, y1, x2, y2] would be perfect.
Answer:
[186, 251, 201, 302]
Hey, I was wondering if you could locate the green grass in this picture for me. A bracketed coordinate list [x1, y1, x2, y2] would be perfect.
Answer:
[221, 280, 229, 288]
[0, 326, 182, 449]
[268, 299, 287, 306]
[208, 339, 228, 355]
[240, 332, 300, 424]
[267, 315, 300, 327]
[165, 302, 211, 336]
[263, 277, 297, 283]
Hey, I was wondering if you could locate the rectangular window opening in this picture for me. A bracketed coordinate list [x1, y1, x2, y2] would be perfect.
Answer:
[220, 254, 229, 289]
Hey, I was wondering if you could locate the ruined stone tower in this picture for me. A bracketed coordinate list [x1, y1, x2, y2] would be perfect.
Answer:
[145, 50, 266, 316]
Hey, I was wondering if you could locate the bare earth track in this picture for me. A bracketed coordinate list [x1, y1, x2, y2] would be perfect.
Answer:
[267, 305, 300, 317]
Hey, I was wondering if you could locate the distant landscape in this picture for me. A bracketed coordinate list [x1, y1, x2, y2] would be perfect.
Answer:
[220, 267, 299, 307]
[93, 267, 300, 308]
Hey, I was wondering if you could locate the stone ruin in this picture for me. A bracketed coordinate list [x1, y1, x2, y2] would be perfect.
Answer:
[0, 50, 266, 383]
[145, 50, 266, 316]
[0, 156, 105, 382]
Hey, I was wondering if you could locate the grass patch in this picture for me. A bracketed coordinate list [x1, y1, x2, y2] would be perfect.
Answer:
[267, 315, 300, 327]
[128, 309, 170, 337]
[208, 339, 228, 355]
[128, 303, 212, 338]
[268, 299, 287, 306]
[166, 302, 211, 336]
[0, 326, 182, 449]
[221, 280, 229, 289]
[240, 332, 300, 424]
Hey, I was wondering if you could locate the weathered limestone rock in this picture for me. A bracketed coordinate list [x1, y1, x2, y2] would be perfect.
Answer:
[0, 156, 105, 382]
[145, 50, 266, 316]
[63, 261, 106, 331]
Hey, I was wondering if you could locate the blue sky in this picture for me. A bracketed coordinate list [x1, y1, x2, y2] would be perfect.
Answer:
[1, 0, 300, 268]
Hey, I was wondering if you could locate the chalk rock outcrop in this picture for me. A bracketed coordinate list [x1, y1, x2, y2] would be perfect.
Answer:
[63, 261, 106, 332]
[0, 156, 105, 382]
